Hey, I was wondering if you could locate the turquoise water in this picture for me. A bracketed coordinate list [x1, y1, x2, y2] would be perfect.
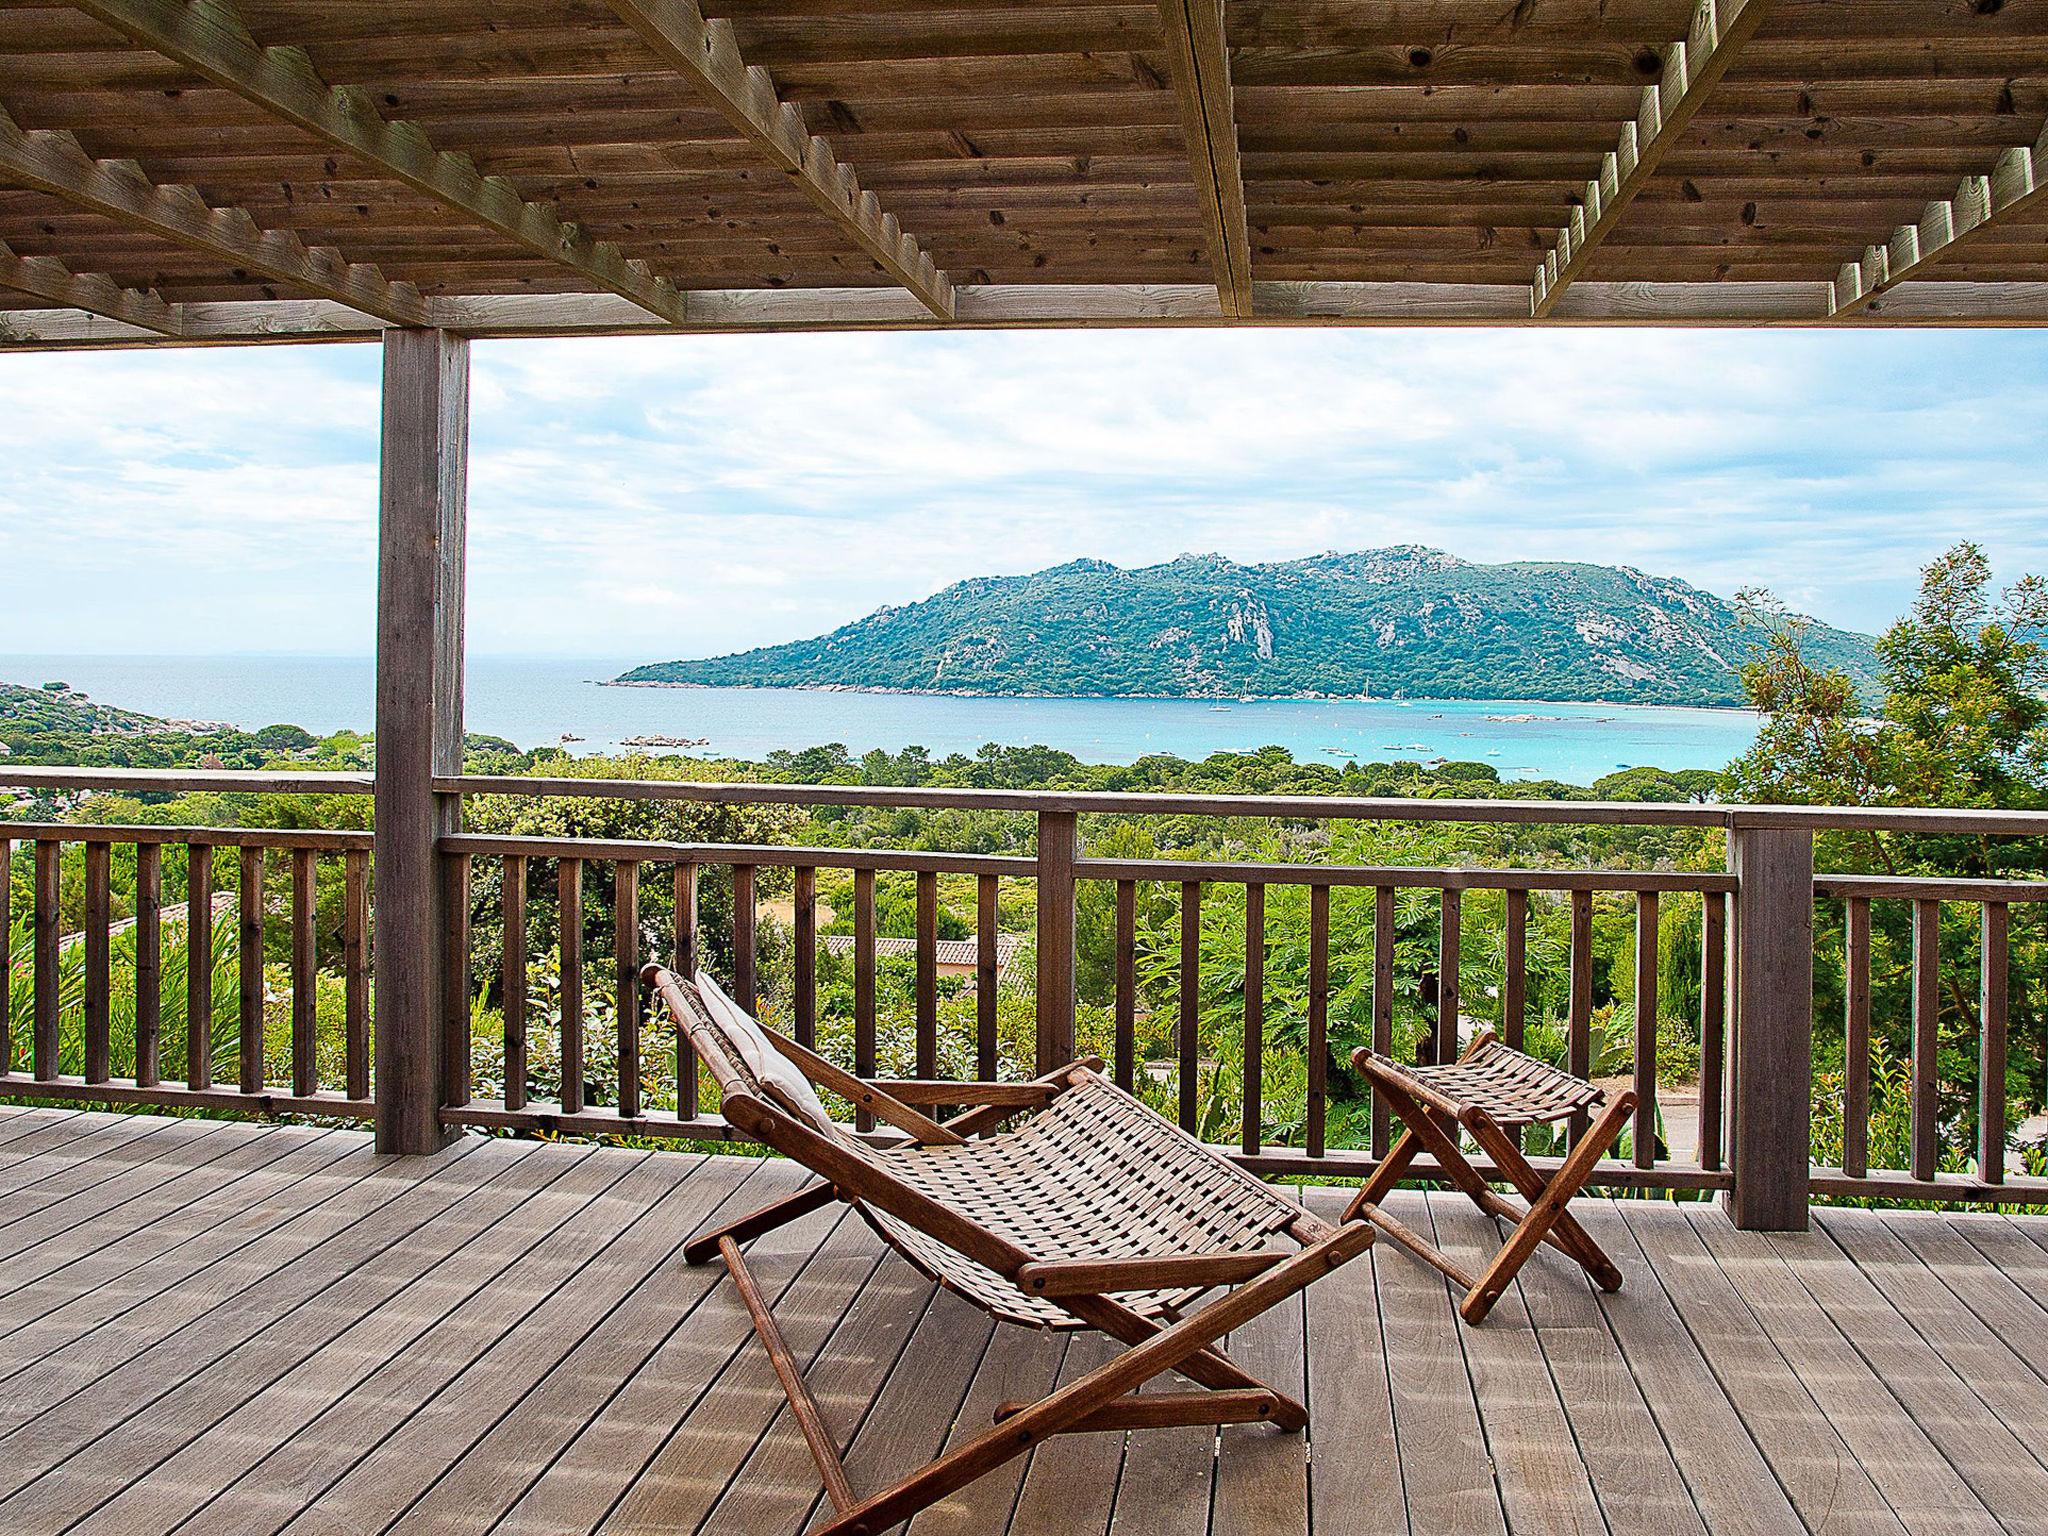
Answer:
[1, 655, 1760, 785]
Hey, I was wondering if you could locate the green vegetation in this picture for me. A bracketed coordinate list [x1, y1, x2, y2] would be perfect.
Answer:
[620, 546, 1879, 707]
[5, 544, 2042, 1199]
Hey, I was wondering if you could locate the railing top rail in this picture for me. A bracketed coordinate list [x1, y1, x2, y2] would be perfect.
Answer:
[1074, 857, 1738, 893]
[440, 832, 1035, 876]
[0, 767, 374, 796]
[7, 766, 2048, 837]
[1815, 873, 2048, 903]
[0, 821, 373, 850]
[439, 773, 2048, 835]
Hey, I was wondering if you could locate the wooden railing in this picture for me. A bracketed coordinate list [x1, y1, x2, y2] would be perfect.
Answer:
[0, 820, 374, 1119]
[4, 767, 2045, 1222]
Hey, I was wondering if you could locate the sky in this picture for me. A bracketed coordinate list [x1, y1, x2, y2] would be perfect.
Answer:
[1, 326, 2044, 662]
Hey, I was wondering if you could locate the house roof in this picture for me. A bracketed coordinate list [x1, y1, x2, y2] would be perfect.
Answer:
[4, 1, 2047, 347]
[823, 932, 1024, 982]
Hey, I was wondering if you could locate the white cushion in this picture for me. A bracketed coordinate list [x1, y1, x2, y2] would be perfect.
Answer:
[694, 971, 835, 1133]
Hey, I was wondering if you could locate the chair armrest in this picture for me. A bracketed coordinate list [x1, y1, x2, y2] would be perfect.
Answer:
[870, 1080, 1056, 1107]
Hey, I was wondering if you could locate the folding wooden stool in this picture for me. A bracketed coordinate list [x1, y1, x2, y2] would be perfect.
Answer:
[1342, 1030, 1637, 1323]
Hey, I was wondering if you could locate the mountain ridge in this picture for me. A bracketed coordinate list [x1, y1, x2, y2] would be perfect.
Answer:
[618, 546, 1880, 708]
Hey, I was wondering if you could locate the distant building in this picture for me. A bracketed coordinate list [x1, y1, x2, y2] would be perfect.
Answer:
[822, 933, 1023, 990]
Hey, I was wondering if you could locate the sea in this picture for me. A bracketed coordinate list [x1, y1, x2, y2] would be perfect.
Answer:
[1, 654, 1763, 786]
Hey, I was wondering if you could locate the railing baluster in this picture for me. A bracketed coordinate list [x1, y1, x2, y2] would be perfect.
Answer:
[0, 838, 11, 1075]
[343, 849, 370, 1102]
[1911, 897, 1940, 1182]
[442, 851, 471, 1110]
[976, 874, 998, 1082]
[1569, 887, 1593, 1142]
[794, 865, 817, 1051]
[187, 843, 213, 1090]
[915, 869, 938, 1081]
[1842, 896, 1871, 1180]
[290, 848, 317, 1097]
[674, 862, 698, 1116]
[1242, 882, 1264, 1156]
[84, 841, 111, 1084]
[1979, 902, 2008, 1184]
[501, 855, 527, 1112]
[238, 845, 264, 1096]
[1431, 887, 1459, 1066]
[1371, 885, 1393, 1158]
[1634, 889, 1659, 1169]
[1307, 883, 1329, 1161]
[1502, 887, 1527, 1051]
[854, 867, 876, 1130]
[615, 860, 640, 1119]
[1114, 879, 1136, 1093]
[1178, 879, 1200, 1132]
[136, 843, 162, 1088]
[559, 857, 584, 1115]
[732, 864, 757, 1009]
[1699, 891, 1726, 1172]
[34, 838, 58, 1080]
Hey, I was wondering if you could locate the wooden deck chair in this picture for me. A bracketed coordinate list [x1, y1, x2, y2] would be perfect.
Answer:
[1342, 1030, 1637, 1324]
[646, 965, 1373, 1536]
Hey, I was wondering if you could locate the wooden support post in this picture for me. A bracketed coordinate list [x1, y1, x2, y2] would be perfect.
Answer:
[373, 327, 469, 1155]
[1035, 809, 1079, 1074]
[1725, 824, 1814, 1231]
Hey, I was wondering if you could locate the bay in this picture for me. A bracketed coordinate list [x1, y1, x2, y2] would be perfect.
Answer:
[0, 654, 1760, 785]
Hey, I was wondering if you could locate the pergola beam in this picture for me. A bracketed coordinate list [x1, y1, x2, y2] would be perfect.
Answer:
[0, 102, 429, 325]
[1530, 0, 1769, 319]
[1831, 123, 2048, 318]
[0, 237, 182, 336]
[1155, 0, 1252, 319]
[603, 0, 953, 321]
[68, 0, 691, 327]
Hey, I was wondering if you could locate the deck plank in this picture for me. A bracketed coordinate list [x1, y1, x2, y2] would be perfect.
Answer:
[1617, 1201, 1905, 1535]
[1428, 1195, 1608, 1536]
[1301, 1189, 1405, 1536]
[806, 1287, 998, 1534]
[0, 1125, 337, 1312]
[1573, 1204, 1803, 1536]
[0, 1137, 532, 1508]
[74, 1146, 686, 1536]
[1373, 1192, 1509, 1535]
[391, 1170, 824, 1534]
[489, 1196, 875, 1536]
[265, 1151, 773, 1536]
[1764, 1215, 2048, 1533]
[1501, 1199, 1705, 1536]
[1682, 1204, 1998, 1535]
[0, 1120, 2039, 1536]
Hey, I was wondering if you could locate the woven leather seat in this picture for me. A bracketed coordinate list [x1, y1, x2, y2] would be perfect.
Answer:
[1396, 1038, 1608, 1127]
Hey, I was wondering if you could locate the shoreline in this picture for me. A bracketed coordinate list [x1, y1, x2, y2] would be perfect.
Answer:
[601, 679, 1759, 717]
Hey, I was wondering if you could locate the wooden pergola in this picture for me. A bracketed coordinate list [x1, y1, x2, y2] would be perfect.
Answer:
[4, 0, 2048, 345]
[4, 0, 2045, 1165]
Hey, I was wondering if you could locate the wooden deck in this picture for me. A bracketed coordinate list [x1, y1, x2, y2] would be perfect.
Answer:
[3, 1106, 2048, 1536]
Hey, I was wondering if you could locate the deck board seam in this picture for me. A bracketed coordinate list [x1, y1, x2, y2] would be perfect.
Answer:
[158, 1147, 665, 1536]
[361, 1156, 797, 1536]
[1601, 1204, 1821, 1535]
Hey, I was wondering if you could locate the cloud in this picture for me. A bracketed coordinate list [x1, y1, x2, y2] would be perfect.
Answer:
[2, 328, 2045, 663]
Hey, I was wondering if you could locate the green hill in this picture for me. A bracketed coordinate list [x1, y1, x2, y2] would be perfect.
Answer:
[617, 547, 1879, 707]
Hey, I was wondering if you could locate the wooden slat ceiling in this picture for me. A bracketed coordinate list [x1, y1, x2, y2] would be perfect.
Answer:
[2, 0, 2047, 346]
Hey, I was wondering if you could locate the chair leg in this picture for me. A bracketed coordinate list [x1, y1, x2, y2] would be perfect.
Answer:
[1341, 1124, 1422, 1222]
[1463, 1108, 1628, 1289]
[1458, 1096, 1636, 1323]
[1059, 1292, 1311, 1430]
[718, 1235, 857, 1513]
[682, 1180, 836, 1265]
[810, 1225, 1373, 1536]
